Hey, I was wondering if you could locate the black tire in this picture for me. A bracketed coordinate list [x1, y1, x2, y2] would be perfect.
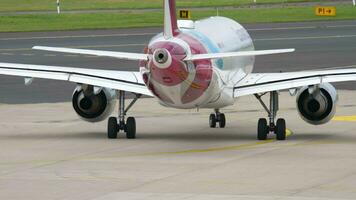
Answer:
[126, 117, 136, 139]
[219, 113, 226, 128]
[209, 114, 217, 128]
[257, 118, 268, 140]
[276, 118, 286, 140]
[107, 117, 118, 139]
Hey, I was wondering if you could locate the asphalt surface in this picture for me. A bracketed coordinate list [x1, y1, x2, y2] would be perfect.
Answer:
[2, 91, 356, 199]
[0, 20, 356, 103]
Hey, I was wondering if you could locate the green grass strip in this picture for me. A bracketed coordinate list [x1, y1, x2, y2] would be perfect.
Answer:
[0, 6, 355, 32]
[0, 0, 335, 12]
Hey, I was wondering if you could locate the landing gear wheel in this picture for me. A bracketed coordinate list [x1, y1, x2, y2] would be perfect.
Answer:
[257, 118, 268, 140]
[107, 117, 118, 139]
[209, 114, 217, 128]
[126, 117, 136, 139]
[276, 118, 286, 140]
[218, 113, 226, 128]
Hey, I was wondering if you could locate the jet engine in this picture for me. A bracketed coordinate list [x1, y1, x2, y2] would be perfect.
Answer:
[296, 83, 338, 125]
[72, 85, 116, 122]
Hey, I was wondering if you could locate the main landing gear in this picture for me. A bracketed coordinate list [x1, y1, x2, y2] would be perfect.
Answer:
[209, 109, 226, 128]
[107, 91, 141, 139]
[254, 91, 286, 140]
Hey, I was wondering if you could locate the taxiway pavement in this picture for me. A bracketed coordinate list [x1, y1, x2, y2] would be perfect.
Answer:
[1, 91, 356, 199]
[0, 20, 355, 103]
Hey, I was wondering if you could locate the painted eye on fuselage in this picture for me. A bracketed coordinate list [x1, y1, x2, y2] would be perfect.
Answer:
[154, 49, 169, 64]
[152, 49, 172, 69]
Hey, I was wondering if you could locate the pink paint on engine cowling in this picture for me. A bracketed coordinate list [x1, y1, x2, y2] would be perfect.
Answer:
[142, 31, 213, 105]
[148, 42, 189, 86]
[142, 73, 175, 104]
[178, 33, 213, 104]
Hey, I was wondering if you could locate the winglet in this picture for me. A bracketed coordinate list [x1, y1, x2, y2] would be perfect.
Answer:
[164, 0, 179, 39]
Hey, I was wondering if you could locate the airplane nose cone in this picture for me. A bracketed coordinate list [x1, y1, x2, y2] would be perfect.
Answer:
[152, 48, 172, 69]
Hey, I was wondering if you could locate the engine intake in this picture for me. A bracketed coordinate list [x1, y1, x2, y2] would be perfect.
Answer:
[296, 83, 338, 125]
[72, 86, 116, 122]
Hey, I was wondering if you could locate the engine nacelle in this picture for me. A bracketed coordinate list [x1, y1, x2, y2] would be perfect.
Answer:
[72, 86, 116, 122]
[296, 83, 338, 125]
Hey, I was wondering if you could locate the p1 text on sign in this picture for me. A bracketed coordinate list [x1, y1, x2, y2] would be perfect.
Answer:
[315, 7, 336, 16]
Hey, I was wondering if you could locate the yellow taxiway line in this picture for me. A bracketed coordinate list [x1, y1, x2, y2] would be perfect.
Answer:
[333, 116, 356, 122]
[143, 129, 293, 156]
[0, 129, 294, 167]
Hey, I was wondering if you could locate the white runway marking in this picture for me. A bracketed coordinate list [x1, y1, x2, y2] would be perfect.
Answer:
[64, 54, 79, 57]
[326, 24, 356, 28]
[71, 43, 145, 48]
[0, 48, 30, 52]
[254, 34, 356, 41]
[0, 23, 354, 41]
[0, 53, 14, 56]
[248, 24, 356, 31]
[248, 26, 315, 31]
[0, 32, 156, 41]
[44, 54, 56, 57]
[21, 53, 34, 56]
[0, 43, 146, 52]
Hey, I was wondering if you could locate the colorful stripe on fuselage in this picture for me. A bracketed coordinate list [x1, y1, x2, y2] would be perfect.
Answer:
[182, 30, 224, 69]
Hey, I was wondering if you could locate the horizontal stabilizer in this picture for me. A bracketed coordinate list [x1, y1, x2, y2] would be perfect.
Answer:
[33, 46, 149, 61]
[184, 48, 295, 61]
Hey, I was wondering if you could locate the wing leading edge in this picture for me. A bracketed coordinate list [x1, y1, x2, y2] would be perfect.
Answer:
[0, 62, 152, 96]
[234, 67, 356, 97]
[33, 46, 149, 61]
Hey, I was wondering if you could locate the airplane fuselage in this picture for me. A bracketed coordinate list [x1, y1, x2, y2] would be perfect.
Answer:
[140, 16, 255, 109]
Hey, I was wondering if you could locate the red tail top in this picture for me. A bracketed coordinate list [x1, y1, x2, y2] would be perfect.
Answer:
[164, 0, 179, 39]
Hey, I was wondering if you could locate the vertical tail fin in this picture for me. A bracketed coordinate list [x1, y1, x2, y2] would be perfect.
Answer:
[164, 0, 179, 39]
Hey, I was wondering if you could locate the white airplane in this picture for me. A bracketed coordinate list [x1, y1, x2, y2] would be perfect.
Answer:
[0, 0, 354, 140]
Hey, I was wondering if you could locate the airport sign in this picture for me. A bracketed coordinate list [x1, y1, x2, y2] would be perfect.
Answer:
[179, 10, 191, 19]
[315, 6, 336, 16]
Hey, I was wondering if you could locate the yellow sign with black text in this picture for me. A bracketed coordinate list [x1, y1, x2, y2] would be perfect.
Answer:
[315, 7, 336, 16]
[179, 10, 191, 19]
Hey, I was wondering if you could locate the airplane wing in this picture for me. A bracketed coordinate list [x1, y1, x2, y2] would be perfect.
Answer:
[234, 67, 356, 97]
[0, 62, 152, 96]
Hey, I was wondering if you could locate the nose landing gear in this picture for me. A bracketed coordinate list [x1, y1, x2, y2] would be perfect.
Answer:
[107, 91, 141, 139]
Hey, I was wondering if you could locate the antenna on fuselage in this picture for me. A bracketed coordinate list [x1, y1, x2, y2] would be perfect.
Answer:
[163, 0, 179, 39]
